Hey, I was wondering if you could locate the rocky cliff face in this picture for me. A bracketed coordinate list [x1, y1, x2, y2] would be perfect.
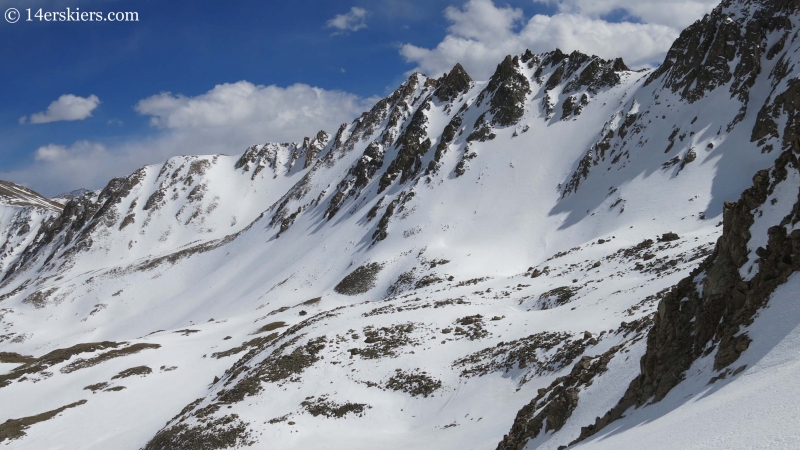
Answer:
[572, 145, 800, 445]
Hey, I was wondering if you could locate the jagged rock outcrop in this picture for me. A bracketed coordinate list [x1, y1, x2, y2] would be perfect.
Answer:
[531, 49, 628, 96]
[427, 113, 463, 173]
[376, 65, 473, 194]
[484, 55, 531, 127]
[303, 131, 331, 169]
[560, 0, 800, 199]
[753, 78, 800, 152]
[325, 142, 385, 219]
[530, 49, 629, 122]
[273, 73, 434, 228]
[378, 103, 432, 193]
[434, 63, 473, 103]
[574, 108, 800, 448]
[2, 170, 145, 281]
[234, 131, 329, 180]
[498, 346, 620, 450]
[646, 0, 797, 109]
[373, 73, 429, 148]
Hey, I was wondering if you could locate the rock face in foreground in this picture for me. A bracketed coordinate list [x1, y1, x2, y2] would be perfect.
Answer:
[574, 146, 800, 445]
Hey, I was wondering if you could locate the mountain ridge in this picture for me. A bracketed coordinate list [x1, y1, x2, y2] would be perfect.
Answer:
[0, 180, 63, 213]
[2, 0, 800, 448]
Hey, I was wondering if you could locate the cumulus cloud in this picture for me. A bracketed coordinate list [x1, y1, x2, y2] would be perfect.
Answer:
[21, 94, 101, 124]
[534, 0, 719, 29]
[134, 81, 374, 141]
[3, 82, 376, 196]
[326, 7, 368, 33]
[443, 0, 522, 43]
[4, 141, 113, 196]
[34, 144, 71, 162]
[400, 0, 683, 80]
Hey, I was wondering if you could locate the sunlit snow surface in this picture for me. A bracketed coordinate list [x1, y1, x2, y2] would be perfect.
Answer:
[2, 3, 800, 446]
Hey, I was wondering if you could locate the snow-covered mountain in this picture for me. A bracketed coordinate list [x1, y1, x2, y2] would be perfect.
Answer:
[0, 181, 62, 280]
[51, 189, 92, 206]
[2, 0, 800, 448]
[0, 180, 63, 213]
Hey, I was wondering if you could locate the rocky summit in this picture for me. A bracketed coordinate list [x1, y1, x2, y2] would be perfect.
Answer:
[2, 0, 800, 448]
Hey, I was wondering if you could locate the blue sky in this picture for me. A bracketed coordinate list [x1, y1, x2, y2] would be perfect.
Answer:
[0, 0, 717, 195]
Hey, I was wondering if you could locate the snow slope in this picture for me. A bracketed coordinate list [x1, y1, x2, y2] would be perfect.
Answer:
[2, 0, 800, 448]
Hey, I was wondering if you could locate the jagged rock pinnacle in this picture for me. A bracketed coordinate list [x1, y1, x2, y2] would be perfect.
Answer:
[435, 63, 473, 102]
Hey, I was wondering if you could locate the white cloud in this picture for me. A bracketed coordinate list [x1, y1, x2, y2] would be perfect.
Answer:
[443, 0, 523, 43]
[6, 141, 113, 196]
[400, 0, 684, 80]
[34, 142, 107, 165]
[326, 7, 368, 33]
[34, 144, 71, 162]
[3, 82, 375, 196]
[22, 94, 101, 124]
[534, 0, 719, 29]
[134, 81, 373, 141]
